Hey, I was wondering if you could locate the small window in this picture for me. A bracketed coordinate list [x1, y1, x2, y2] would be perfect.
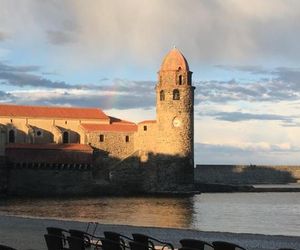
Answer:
[8, 129, 15, 143]
[125, 135, 129, 142]
[173, 89, 180, 100]
[65, 121, 68, 125]
[63, 131, 69, 144]
[143, 126, 147, 131]
[36, 130, 42, 137]
[10, 119, 13, 123]
[160, 90, 165, 101]
[179, 75, 182, 85]
[99, 134, 104, 142]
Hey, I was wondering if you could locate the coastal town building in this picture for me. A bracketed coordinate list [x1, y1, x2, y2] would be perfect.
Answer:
[0, 48, 195, 193]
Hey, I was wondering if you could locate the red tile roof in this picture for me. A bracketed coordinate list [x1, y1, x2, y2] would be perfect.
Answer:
[81, 123, 137, 132]
[6, 143, 93, 152]
[0, 104, 108, 120]
[109, 116, 135, 124]
[138, 120, 156, 124]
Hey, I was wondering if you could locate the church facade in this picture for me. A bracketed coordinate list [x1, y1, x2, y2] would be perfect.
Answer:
[0, 48, 195, 192]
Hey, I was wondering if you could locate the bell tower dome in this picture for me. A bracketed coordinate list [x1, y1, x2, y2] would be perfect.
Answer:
[155, 47, 195, 184]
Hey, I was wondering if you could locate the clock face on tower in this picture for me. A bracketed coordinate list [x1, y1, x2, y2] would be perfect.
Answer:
[172, 117, 182, 127]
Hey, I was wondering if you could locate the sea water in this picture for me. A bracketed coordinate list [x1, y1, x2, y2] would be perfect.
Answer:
[0, 192, 299, 236]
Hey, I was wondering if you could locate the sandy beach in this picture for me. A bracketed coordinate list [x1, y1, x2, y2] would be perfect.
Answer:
[0, 215, 299, 250]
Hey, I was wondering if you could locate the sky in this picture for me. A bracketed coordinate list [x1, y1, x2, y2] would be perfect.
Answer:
[1, 0, 300, 165]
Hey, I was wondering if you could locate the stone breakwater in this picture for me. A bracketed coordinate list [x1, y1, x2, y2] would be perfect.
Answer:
[0, 215, 299, 250]
[195, 164, 300, 185]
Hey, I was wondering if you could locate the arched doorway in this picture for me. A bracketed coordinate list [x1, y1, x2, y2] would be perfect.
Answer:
[62, 131, 69, 144]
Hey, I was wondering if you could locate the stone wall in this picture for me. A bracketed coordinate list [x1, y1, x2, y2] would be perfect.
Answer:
[5, 145, 93, 164]
[195, 164, 300, 185]
[0, 117, 107, 155]
[134, 122, 157, 153]
[88, 131, 135, 159]
[7, 166, 95, 196]
[109, 151, 194, 193]
[0, 156, 7, 195]
[156, 85, 194, 157]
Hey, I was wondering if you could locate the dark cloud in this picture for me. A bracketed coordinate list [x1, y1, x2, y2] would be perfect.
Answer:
[204, 111, 294, 123]
[0, 90, 10, 98]
[47, 30, 76, 45]
[0, 62, 156, 95]
[196, 80, 266, 103]
[0, 61, 71, 88]
[215, 65, 270, 75]
[195, 65, 300, 103]
[10, 90, 155, 110]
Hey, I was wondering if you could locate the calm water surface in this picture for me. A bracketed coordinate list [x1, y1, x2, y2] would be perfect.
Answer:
[0, 193, 299, 236]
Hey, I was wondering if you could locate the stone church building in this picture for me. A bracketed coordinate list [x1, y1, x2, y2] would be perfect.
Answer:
[0, 48, 195, 194]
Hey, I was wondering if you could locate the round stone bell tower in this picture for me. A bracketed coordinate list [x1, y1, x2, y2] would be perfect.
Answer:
[155, 47, 195, 184]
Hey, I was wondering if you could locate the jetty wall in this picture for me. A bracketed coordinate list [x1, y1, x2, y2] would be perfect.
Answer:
[195, 164, 300, 184]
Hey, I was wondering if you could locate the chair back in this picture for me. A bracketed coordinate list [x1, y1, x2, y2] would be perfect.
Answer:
[69, 230, 85, 239]
[67, 236, 85, 250]
[213, 241, 246, 250]
[69, 229, 91, 248]
[132, 234, 149, 245]
[44, 234, 64, 250]
[104, 231, 122, 242]
[0, 245, 17, 250]
[47, 227, 65, 237]
[180, 239, 213, 250]
[101, 238, 124, 250]
[129, 241, 150, 250]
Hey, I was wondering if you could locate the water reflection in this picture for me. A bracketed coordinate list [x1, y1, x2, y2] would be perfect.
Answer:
[0, 193, 300, 236]
[0, 196, 194, 228]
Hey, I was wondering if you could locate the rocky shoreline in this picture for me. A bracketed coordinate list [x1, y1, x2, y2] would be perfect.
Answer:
[0, 215, 299, 250]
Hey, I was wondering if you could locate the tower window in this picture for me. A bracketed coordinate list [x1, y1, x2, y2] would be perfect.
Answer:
[63, 131, 69, 144]
[179, 75, 183, 85]
[8, 129, 15, 143]
[160, 90, 165, 101]
[125, 135, 129, 142]
[99, 134, 104, 142]
[173, 89, 180, 100]
[143, 126, 147, 131]
[65, 121, 68, 125]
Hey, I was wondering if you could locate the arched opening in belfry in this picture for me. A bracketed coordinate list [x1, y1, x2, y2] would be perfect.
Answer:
[62, 131, 69, 144]
[160, 90, 165, 101]
[179, 75, 183, 85]
[173, 89, 180, 100]
[8, 129, 15, 143]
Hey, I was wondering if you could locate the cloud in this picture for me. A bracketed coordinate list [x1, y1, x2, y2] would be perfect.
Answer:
[204, 111, 294, 123]
[196, 64, 300, 104]
[215, 65, 270, 75]
[47, 30, 76, 45]
[0, 90, 10, 98]
[0, 61, 156, 93]
[7, 84, 155, 110]
[0, 32, 9, 42]
[195, 68, 300, 104]
[1, 0, 300, 66]
[195, 142, 300, 164]
[0, 62, 71, 89]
